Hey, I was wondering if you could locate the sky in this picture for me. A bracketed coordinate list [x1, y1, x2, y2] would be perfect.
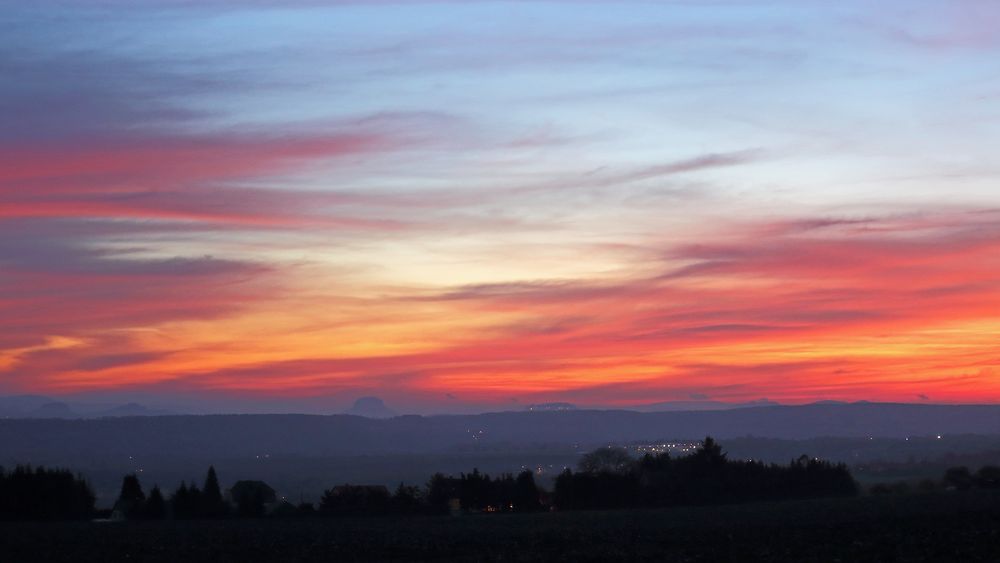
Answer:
[1, 0, 999, 413]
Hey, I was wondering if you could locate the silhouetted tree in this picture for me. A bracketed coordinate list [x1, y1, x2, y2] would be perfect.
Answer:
[692, 437, 726, 466]
[513, 471, 542, 512]
[578, 447, 633, 474]
[426, 473, 457, 515]
[201, 466, 227, 518]
[170, 482, 188, 519]
[391, 482, 422, 514]
[553, 468, 640, 510]
[114, 474, 146, 519]
[170, 481, 203, 519]
[459, 468, 491, 510]
[188, 483, 203, 515]
[144, 485, 167, 520]
[0, 466, 95, 521]
[414, 469, 540, 513]
[636, 452, 674, 506]
[119, 474, 145, 503]
[554, 437, 856, 510]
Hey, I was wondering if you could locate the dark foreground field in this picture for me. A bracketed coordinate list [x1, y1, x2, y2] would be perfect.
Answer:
[1, 492, 998, 562]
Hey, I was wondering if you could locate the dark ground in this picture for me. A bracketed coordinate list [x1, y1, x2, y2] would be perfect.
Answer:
[1, 492, 998, 562]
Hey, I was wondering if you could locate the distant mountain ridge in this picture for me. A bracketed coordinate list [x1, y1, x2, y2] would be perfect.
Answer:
[526, 402, 578, 411]
[636, 399, 780, 412]
[0, 395, 171, 419]
[0, 403, 997, 463]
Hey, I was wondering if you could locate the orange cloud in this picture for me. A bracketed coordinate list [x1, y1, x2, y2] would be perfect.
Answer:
[12, 210, 996, 409]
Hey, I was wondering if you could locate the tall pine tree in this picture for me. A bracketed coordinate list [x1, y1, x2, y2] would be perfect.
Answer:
[114, 474, 145, 519]
[201, 466, 227, 518]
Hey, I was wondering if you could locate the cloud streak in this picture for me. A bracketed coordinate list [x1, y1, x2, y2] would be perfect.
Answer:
[13, 210, 998, 408]
[3, 0, 1000, 410]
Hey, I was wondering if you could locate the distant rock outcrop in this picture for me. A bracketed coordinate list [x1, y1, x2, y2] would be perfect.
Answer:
[96, 402, 164, 417]
[346, 397, 397, 419]
[0, 395, 56, 418]
[29, 402, 78, 419]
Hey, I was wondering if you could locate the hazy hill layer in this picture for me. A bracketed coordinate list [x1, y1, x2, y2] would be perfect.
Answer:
[1, 403, 998, 460]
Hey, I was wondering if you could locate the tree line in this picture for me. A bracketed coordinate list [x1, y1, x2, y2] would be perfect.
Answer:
[108, 468, 544, 519]
[5, 437, 997, 521]
[870, 464, 1000, 495]
[942, 465, 1000, 490]
[553, 437, 859, 510]
[0, 466, 95, 521]
[425, 469, 543, 514]
[112, 467, 229, 520]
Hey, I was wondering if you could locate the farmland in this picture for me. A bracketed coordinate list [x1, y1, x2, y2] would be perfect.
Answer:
[2, 491, 998, 562]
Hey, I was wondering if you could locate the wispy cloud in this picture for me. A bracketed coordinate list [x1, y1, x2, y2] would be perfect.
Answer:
[3, 0, 1000, 409]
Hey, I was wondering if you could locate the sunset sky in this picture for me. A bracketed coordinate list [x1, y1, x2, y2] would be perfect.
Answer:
[2, 0, 999, 413]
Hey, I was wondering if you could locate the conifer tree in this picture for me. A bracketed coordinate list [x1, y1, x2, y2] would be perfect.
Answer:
[144, 485, 166, 519]
[118, 474, 145, 503]
[115, 474, 146, 519]
[201, 466, 227, 517]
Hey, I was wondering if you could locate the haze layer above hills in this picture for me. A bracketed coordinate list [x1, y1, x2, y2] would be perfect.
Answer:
[2, 403, 998, 461]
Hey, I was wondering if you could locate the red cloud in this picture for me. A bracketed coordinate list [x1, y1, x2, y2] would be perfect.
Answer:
[0, 133, 403, 228]
[0, 134, 379, 186]
[6, 210, 1000, 406]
